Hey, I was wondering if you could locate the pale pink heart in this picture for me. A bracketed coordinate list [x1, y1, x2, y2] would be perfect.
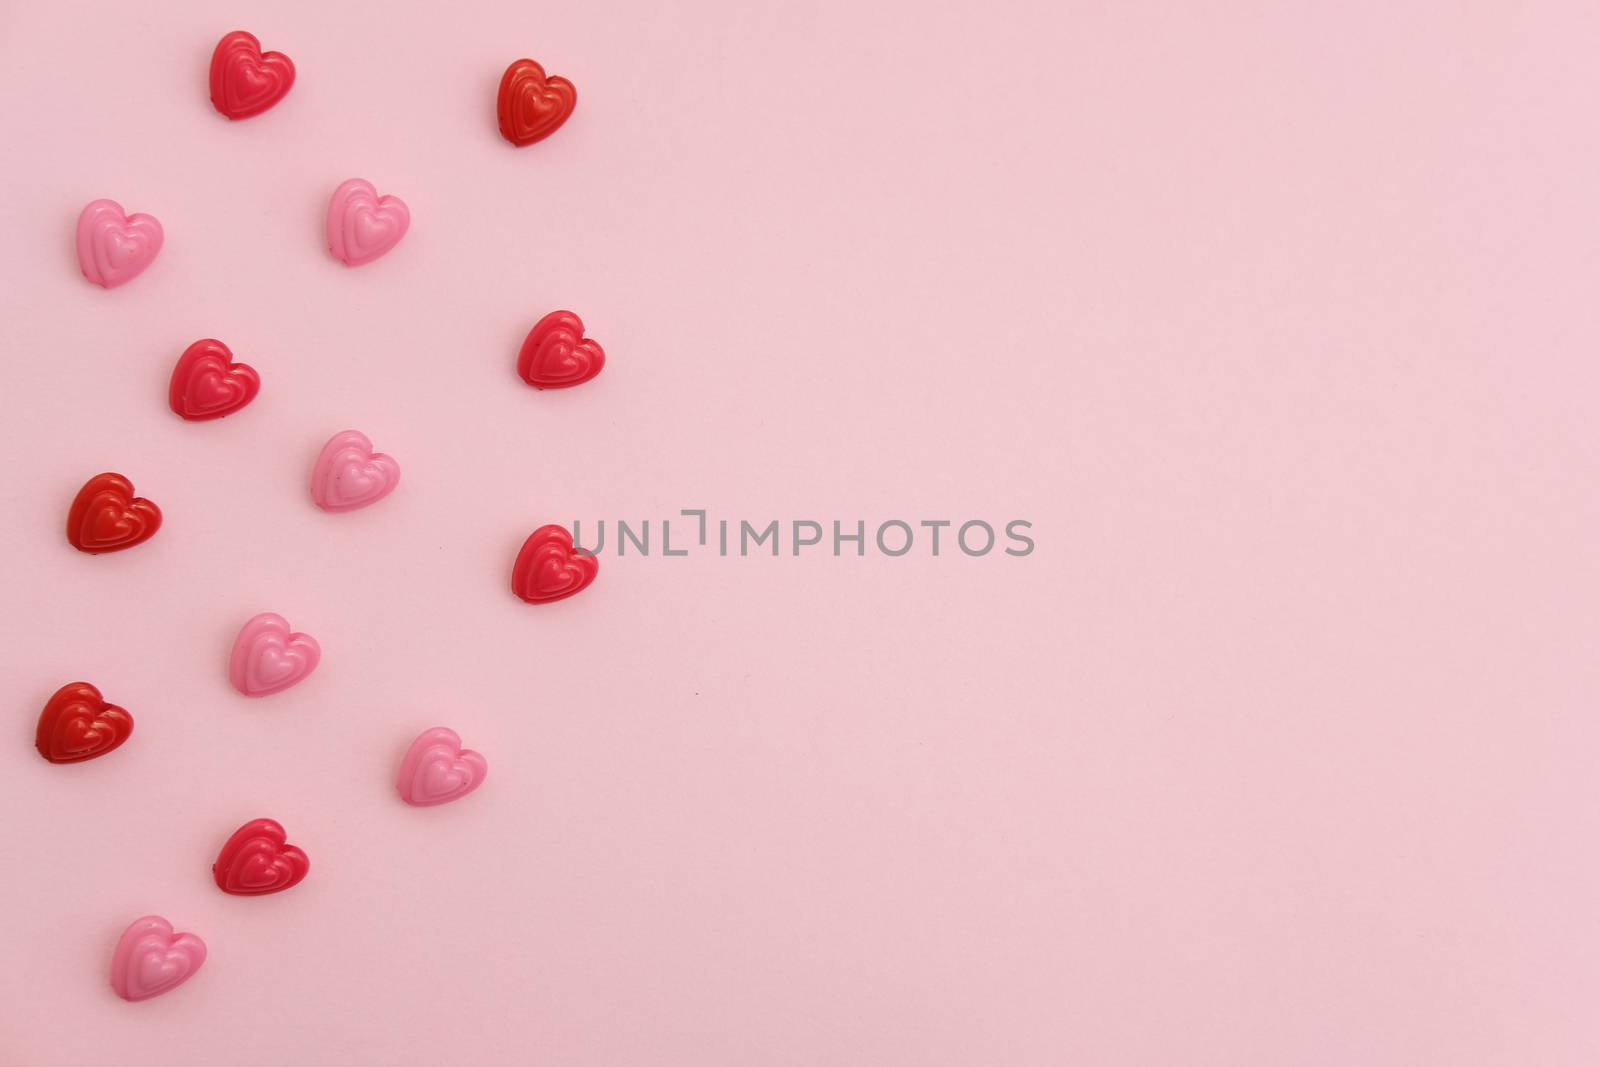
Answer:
[397, 727, 488, 806]
[310, 429, 401, 512]
[76, 199, 164, 288]
[229, 611, 321, 697]
[326, 177, 410, 266]
[109, 916, 206, 1002]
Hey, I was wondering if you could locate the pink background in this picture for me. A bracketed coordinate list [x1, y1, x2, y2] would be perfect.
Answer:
[2, 1, 1598, 1063]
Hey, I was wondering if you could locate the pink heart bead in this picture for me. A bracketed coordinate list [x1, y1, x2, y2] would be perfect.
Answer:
[310, 429, 400, 512]
[76, 199, 164, 288]
[110, 916, 206, 1002]
[326, 178, 409, 266]
[229, 611, 321, 697]
[397, 727, 488, 807]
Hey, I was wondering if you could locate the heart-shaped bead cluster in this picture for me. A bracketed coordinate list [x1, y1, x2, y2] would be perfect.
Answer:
[45, 27, 610, 1005]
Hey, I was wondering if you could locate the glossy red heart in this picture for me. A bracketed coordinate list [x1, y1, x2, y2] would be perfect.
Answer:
[35, 681, 134, 764]
[496, 58, 577, 147]
[209, 30, 296, 120]
[66, 473, 162, 554]
[169, 338, 260, 421]
[512, 525, 598, 604]
[517, 310, 605, 389]
[212, 818, 309, 895]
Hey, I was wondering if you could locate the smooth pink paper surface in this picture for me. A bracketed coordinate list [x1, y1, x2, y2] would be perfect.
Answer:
[2, 2, 1598, 1064]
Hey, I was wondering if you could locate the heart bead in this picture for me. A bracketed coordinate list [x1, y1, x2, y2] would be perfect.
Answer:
[517, 310, 605, 389]
[511, 524, 598, 604]
[326, 178, 409, 266]
[213, 818, 309, 895]
[229, 612, 321, 697]
[209, 30, 296, 120]
[310, 429, 400, 512]
[397, 727, 488, 806]
[169, 338, 260, 421]
[76, 199, 163, 289]
[66, 473, 162, 554]
[110, 916, 206, 1002]
[35, 682, 134, 764]
[496, 58, 576, 147]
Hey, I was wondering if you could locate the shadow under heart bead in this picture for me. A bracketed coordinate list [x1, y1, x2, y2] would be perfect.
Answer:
[397, 727, 487, 806]
[169, 338, 260, 420]
[110, 916, 206, 1002]
[311, 429, 400, 512]
[36, 681, 133, 764]
[229, 612, 320, 697]
[66, 472, 161, 554]
[326, 178, 409, 266]
[76, 199, 163, 289]
[213, 818, 309, 895]
[512, 524, 598, 604]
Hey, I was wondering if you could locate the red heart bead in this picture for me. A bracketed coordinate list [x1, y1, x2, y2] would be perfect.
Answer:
[209, 30, 296, 120]
[66, 473, 162, 554]
[169, 338, 260, 421]
[512, 525, 598, 604]
[517, 310, 605, 389]
[496, 58, 576, 147]
[213, 818, 309, 895]
[36, 682, 134, 764]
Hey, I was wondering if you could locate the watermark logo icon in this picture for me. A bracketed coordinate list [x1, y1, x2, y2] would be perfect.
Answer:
[568, 510, 1034, 558]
